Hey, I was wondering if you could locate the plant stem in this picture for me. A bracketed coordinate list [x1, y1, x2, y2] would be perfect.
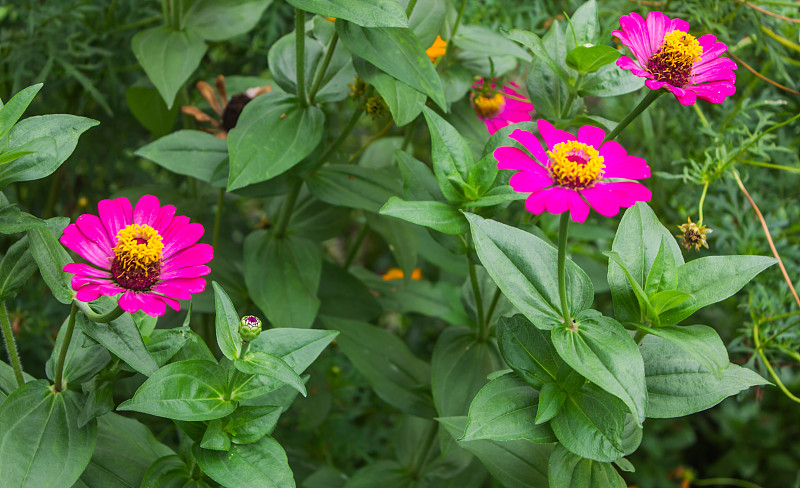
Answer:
[698, 180, 709, 225]
[0, 302, 24, 387]
[317, 107, 365, 165]
[54, 303, 79, 392]
[295, 8, 307, 106]
[74, 301, 125, 323]
[275, 179, 303, 238]
[633, 328, 648, 345]
[484, 287, 502, 336]
[348, 120, 394, 163]
[450, 0, 467, 42]
[401, 117, 418, 150]
[557, 213, 572, 326]
[411, 422, 438, 477]
[603, 89, 664, 142]
[344, 222, 369, 269]
[308, 33, 339, 104]
[405, 0, 418, 17]
[469, 259, 486, 340]
[212, 187, 225, 251]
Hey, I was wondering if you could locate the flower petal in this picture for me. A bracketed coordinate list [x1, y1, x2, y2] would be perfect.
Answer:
[509, 171, 554, 193]
[151, 278, 207, 300]
[152, 204, 177, 235]
[60, 224, 112, 269]
[98, 197, 133, 243]
[524, 187, 558, 215]
[567, 191, 591, 223]
[162, 243, 214, 272]
[75, 214, 113, 254]
[544, 187, 573, 215]
[537, 119, 576, 151]
[580, 186, 624, 217]
[75, 283, 125, 302]
[509, 129, 550, 166]
[686, 81, 736, 104]
[138, 293, 168, 317]
[71, 274, 114, 289]
[645, 11, 670, 57]
[63, 262, 112, 278]
[159, 265, 211, 280]
[163, 222, 205, 259]
[602, 155, 650, 180]
[495, 146, 549, 174]
[616, 56, 651, 77]
[134, 195, 162, 228]
[617, 12, 653, 66]
[577, 125, 605, 149]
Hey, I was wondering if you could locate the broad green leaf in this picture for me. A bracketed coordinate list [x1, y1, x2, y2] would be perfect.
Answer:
[422, 106, 472, 203]
[525, 48, 569, 120]
[431, 326, 503, 417]
[579, 63, 645, 97]
[344, 461, 412, 488]
[551, 310, 647, 425]
[638, 324, 728, 378]
[227, 406, 281, 445]
[336, 23, 446, 109]
[193, 436, 294, 488]
[0, 139, 48, 166]
[132, 26, 207, 108]
[496, 315, 568, 389]
[288, 0, 407, 28]
[307, 165, 399, 213]
[0, 114, 98, 189]
[565, 0, 599, 50]
[27, 218, 73, 304]
[0, 83, 42, 140]
[464, 373, 556, 443]
[317, 261, 382, 321]
[0, 236, 38, 300]
[125, 85, 179, 137]
[77, 313, 159, 376]
[396, 150, 444, 202]
[466, 213, 593, 330]
[380, 197, 467, 235]
[453, 25, 532, 62]
[201, 419, 231, 451]
[661, 255, 777, 325]
[243, 231, 322, 329]
[213, 281, 242, 361]
[0, 359, 35, 400]
[235, 351, 307, 396]
[118, 360, 237, 421]
[605, 251, 658, 326]
[547, 444, 626, 488]
[650, 290, 693, 315]
[140, 455, 208, 488]
[184, 0, 273, 41]
[438, 416, 551, 488]
[644, 237, 677, 295]
[641, 335, 768, 418]
[147, 327, 190, 367]
[402, 0, 446, 47]
[354, 57, 425, 126]
[45, 316, 110, 387]
[135, 130, 228, 183]
[365, 212, 419, 280]
[321, 316, 434, 418]
[75, 413, 174, 488]
[551, 385, 626, 462]
[77, 376, 114, 429]
[0, 381, 97, 488]
[535, 382, 565, 425]
[608, 203, 684, 324]
[227, 93, 325, 190]
[566, 45, 621, 73]
[290, 199, 350, 241]
[505, 29, 569, 84]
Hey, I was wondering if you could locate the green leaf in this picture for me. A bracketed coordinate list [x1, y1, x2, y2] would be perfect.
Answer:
[638, 324, 728, 378]
[608, 203, 684, 323]
[396, 151, 442, 201]
[354, 57, 425, 126]
[551, 310, 647, 425]
[147, 327, 190, 367]
[193, 436, 294, 488]
[243, 231, 322, 328]
[605, 251, 659, 326]
[118, 360, 237, 421]
[438, 416, 551, 488]
[0, 381, 97, 488]
[453, 25, 532, 62]
[227, 406, 281, 445]
[365, 212, 419, 281]
[344, 461, 412, 488]
[288, 0, 407, 28]
[235, 351, 307, 396]
[524, 47, 569, 120]
[565, 0, 599, 50]
[227, 93, 325, 190]
[578, 63, 645, 97]
[380, 197, 467, 235]
[125, 85, 179, 137]
[140, 455, 205, 488]
[0, 83, 42, 140]
[547, 444, 626, 488]
[321, 315, 434, 417]
[213, 281, 242, 361]
[464, 373, 556, 443]
[307, 164, 400, 213]
[184, 0, 273, 41]
[77, 312, 159, 376]
[27, 218, 73, 304]
[135, 130, 228, 183]
[566, 45, 621, 73]
[132, 26, 207, 108]
[496, 315, 570, 389]
[45, 316, 110, 387]
[290, 199, 350, 241]
[466, 213, 593, 329]
[317, 261, 382, 321]
[505, 29, 569, 85]
[641, 335, 768, 418]
[644, 237, 677, 295]
[201, 419, 231, 451]
[0, 115, 98, 189]
[0, 138, 50, 166]
[0, 236, 38, 300]
[650, 290, 693, 315]
[661, 255, 778, 325]
[336, 23, 446, 109]
[431, 326, 503, 417]
[535, 382, 565, 425]
[422, 106, 472, 203]
[551, 385, 626, 462]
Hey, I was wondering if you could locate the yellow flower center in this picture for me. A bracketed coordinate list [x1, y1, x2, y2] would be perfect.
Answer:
[473, 93, 505, 118]
[111, 224, 164, 290]
[548, 141, 605, 189]
[647, 30, 703, 87]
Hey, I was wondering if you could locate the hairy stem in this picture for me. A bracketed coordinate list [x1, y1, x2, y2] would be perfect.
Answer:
[308, 33, 339, 104]
[295, 9, 307, 106]
[557, 213, 572, 326]
[54, 303, 79, 392]
[0, 302, 24, 387]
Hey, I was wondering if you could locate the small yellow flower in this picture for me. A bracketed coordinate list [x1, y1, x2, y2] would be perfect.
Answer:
[381, 268, 423, 281]
[677, 217, 712, 251]
[426, 35, 447, 63]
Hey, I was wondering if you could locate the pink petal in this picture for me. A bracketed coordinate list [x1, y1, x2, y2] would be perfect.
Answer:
[151, 278, 207, 300]
[616, 56, 651, 78]
[602, 155, 651, 180]
[686, 81, 736, 104]
[509, 129, 550, 166]
[693, 40, 731, 71]
[160, 216, 191, 247]
[580, 186, 624, 217]
[133, 195, 162, 228]
[598, 140, 627, 162]
[60, 224, 112, 269]
[484, 118, 502, 135]
[644, 80, 668, 91]
[159, 265, 211, 280]
[157, 294, 182, 312]
[617, 12, 653, 67]
[495, 146, 549, 174]
[162, 243, 214, 272]
[98, 197, 133, 244]
[71, 274, 114, 289]
[119, 291, 145, 314]
[689, 63, 736, 84]
[544, 187, 573, 215]
[75, 283, 125, 302]
[152, 204, 177, 235]
[537, 119, 576, 151]
[524, 187, 559, 215]
[600, 181, 653, 206]
[577, 125, 605, 149]
[63, 263, 111, 278]
[645, 11, 670, 57]
[509, 171, 554, 193]
[75, 214, 113, 254]
[163, 222, 205, 259]
[668, 17, 689, 33]
[665, 85, 697, 106]
[138, 293, 168, 317]
[567, 191, 591, 223]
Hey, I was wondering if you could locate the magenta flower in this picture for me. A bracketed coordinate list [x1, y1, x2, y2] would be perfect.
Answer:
[471, 78, 534, 135]
[60, 195, 213, 316]
[494, 120, 651, 223]
[612, 11, 737, 106]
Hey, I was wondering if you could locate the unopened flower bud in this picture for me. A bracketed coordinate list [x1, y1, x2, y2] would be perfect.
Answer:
[676, 217, 712, 251]
[239, 315, 262, 342]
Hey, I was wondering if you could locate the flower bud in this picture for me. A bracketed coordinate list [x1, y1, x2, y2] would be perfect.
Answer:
[239, 315, 262, 342]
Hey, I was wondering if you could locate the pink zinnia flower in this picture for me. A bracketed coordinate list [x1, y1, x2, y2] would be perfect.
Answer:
[60, 195, 213, 316]
[494, 120, 651, 223]
[471, 78, 534, 135]
[612, 11, 737, 106]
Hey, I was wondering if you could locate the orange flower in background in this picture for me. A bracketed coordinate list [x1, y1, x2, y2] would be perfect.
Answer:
[181, 75, 270, 139]
[381, 268, 423, 281]
[426, 35, 447, 63]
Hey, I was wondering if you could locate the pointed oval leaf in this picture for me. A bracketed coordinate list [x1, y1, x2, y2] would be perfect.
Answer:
[193, 436, 294, 488]
[213, 281, 242, 361]
[234, 351, 307, 397]
[287, 0, 407, 27]
[135, 130, 228, 183]
[551, 385, 626, 462]
[547, 444, 626, 488]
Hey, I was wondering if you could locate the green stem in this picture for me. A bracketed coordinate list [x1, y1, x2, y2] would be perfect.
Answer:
[317, 107, 365, 164]
[697, 180, 709, 225]
[295, 8, 307, 106]
[349, 120, 394, 163]
[275, 179, 303, 238]
[450, 0, 467, 42]
[484, 287, 502, 336]
[74, 301, 125, 323]
[212, 187, 225, 251]
[603, 89, 664, 142]
[411, 422, 438, 477]
[557, 213, 572, 326]
[54, 303, 79, 392]
[308, 33, 339, 104]
[405, 0, 418, 17]
[469, 259, 486, 340]
[0, 302, 24, 388]
[401, 117, 418, 151]
[344, 222, 369, 269]
[633, 329, 648, 345]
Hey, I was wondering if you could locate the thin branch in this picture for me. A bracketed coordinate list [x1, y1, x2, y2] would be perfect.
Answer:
[740, 0, 800, 23]
[728, 52, 800, 95]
